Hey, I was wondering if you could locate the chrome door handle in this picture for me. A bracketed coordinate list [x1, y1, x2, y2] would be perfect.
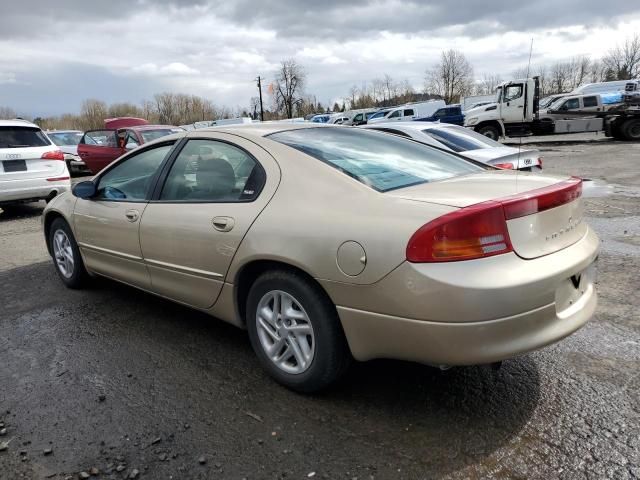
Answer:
[125, 209, 140, 222]
[212, 216, 235, 232]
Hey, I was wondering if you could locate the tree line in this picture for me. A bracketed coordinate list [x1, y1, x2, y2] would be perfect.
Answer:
[1, 34, 638, 126]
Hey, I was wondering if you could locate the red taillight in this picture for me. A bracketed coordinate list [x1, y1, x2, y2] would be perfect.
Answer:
[494, 163, 514, 169]
[407, 202, 513, 262]
[501, 177, 581, 219]
[406, 177, 582, 263]
[538, 157, 543, 167]
[41, 151, 65, 161]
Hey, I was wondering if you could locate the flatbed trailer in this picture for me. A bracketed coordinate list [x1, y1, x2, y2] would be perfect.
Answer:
[530, 105, 640, 141]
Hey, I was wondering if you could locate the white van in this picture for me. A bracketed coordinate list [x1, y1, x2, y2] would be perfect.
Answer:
[367, 100, 446, 124]
[572, 80, 637, 95]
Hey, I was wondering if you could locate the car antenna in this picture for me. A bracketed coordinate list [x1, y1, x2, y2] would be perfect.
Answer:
[518, 38, 534, 174]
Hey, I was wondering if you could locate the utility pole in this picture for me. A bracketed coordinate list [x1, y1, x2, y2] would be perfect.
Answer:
[256, 76, 264, 121]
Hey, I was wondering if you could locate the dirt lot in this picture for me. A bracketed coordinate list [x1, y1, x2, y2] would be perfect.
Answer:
[1, 138, 639, 479]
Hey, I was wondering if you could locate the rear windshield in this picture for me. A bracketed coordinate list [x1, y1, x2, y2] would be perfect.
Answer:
[422, 125, 503, 152]
[140, 128, 183, 143]
[269, 127, 483, 192]
[0, 126, 51, 148]
[48, 131, 83, 146]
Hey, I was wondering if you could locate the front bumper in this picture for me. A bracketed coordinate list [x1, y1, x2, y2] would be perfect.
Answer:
[324, 227, 599, 365]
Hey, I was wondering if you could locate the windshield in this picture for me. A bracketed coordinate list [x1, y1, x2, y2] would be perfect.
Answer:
[269, 127, 483, 192]
[0, 126, 51, 148]
[368, 111, 390, 120]
[422, 125, 503, 152]
[48, 131, 83, 146]
[139, 128, 182, 143]
[547, 97, 569, 110]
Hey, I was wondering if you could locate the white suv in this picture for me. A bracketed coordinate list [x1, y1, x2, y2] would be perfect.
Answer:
[0, 119, 71, 207]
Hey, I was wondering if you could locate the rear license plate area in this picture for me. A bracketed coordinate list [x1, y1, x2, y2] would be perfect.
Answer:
[555, 262, 597, 315]
[3, 159, 27, 172]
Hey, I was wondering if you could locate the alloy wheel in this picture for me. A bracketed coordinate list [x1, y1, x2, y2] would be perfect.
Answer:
[53, 229, 74, 278]
[255, 290, 315, 374]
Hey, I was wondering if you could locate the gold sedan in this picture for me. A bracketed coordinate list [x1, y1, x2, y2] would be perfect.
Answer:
[43, 124, 598, 392]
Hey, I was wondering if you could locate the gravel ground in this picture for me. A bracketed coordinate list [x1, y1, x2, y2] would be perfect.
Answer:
[1, 138, 639, 479]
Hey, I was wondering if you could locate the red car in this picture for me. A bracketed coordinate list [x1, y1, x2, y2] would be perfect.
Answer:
[77, 118, 184, 174]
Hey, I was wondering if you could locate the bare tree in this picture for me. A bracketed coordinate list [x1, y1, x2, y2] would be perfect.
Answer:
[425, 49, 474, 103]
[79, 99, 108, 130]
[0, 106, 17, 119]
[383, 74, 395, 105]
[566, 56, 591, 90]
[603, 33, 640, 80]
[108, 102, 143, 119]
[154, 93, 178, 125]
[273, 59, 306, 118]
[398, 79, 416, 104]
[589, 60, 608, 83]
[477, 74, 503, 95]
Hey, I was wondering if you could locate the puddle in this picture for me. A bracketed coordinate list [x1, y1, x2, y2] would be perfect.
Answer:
[582, 180, 640, 198]
[586, 216, 640, 256]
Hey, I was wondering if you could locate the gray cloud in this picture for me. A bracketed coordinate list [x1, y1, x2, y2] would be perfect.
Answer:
[1, 1, 639, 117]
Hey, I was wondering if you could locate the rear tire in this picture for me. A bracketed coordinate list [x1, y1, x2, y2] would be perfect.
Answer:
[477, 124, 501, 140]
[621, 118, 640, 141]
[49, 218, 89, 289]
[246, 270, 351, 393]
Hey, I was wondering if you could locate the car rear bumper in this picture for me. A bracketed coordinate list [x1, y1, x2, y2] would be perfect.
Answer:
[0, 177, 70, 203]
[325, 227, 599, 365]
[338, 281, 596, 365]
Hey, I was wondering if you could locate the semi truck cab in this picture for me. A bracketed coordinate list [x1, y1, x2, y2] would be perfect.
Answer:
[464, 78, 538, 140]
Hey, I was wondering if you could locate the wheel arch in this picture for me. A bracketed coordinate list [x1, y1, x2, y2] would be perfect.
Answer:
[233, 259, 337, 328]
[43, 210, 67, 256]
[475, 120, 504, 138]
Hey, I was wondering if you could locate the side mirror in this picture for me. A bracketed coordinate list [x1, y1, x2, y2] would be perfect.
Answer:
[72, 180, 97, 199]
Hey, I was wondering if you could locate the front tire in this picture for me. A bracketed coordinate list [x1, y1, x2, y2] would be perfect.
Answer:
[246, 270, 351, 393]
[477, 124, 501, 140]
[49, 218, 89, 289]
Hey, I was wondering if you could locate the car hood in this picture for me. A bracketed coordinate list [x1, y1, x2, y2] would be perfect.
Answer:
[387, 170, 567, 208]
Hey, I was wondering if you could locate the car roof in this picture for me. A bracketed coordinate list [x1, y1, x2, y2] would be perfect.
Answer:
[0, 119, 40, 128]
[47, 129, 82, 133]
[195, 121, 333, 138]
[130, 124, 182, 131]
[363, 121, 455, 132]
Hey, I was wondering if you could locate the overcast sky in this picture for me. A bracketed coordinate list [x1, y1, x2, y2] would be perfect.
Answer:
[1, 0, 639, 116]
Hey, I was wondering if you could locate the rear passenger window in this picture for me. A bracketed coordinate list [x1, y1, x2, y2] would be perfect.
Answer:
[583, 96, 598, 108]
[160, 140, 265, 202]
[403, 109, 414, 116]
[388, 110, 401, 118]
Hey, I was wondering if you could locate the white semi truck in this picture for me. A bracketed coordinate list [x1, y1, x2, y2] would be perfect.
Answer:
[464, 77, 640, 141]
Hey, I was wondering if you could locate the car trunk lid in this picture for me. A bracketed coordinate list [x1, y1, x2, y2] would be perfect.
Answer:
[0, 146, 67, 180]
[390, 171, 586, 259]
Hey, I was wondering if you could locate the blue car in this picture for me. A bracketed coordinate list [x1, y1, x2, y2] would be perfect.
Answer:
[415, 106, 464, 126]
